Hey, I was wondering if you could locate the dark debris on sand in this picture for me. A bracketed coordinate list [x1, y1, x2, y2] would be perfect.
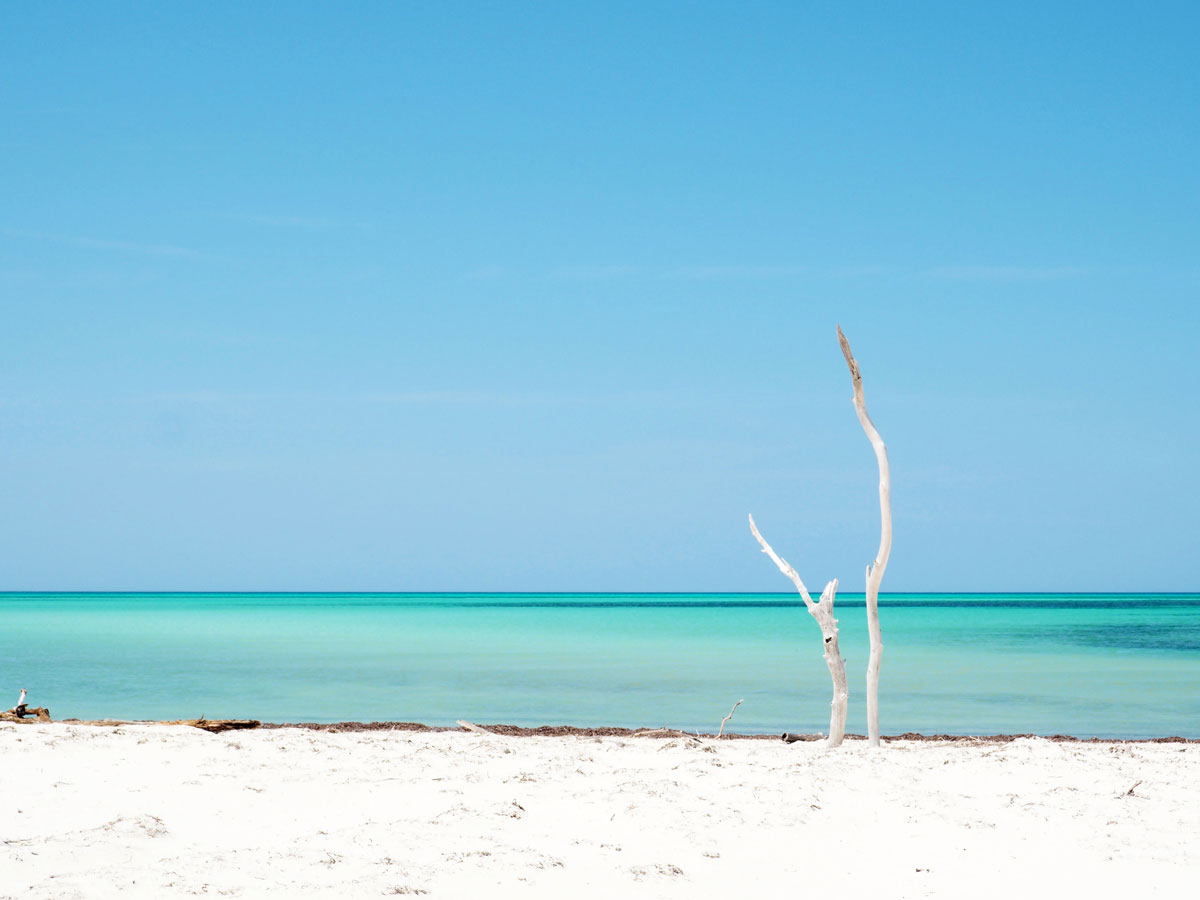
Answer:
[51, 720, 1198, 743]
[261, 723, 1198, 743]
[263, 722, 779, 739]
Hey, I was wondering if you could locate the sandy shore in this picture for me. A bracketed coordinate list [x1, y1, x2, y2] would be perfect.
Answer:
[2, 724, 1196, 898]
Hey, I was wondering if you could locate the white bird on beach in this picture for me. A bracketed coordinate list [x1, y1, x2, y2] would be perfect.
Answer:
[11, 689, 26, 712]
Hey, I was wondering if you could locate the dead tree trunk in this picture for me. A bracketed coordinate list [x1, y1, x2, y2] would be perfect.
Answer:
[837, 326, 892, 748]
[748, 515, 847, 748]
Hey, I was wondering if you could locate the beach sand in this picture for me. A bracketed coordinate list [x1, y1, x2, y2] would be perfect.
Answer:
[2, 724, 1196, 898]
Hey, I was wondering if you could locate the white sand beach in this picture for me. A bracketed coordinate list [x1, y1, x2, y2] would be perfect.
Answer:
[2, 724, 1196, 898]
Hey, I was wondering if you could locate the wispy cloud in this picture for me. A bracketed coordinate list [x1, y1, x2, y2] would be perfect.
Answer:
[543, 264, 808, 280]
[925, 265, 1089, 281]
[2, 226, 205, 259]
[462, 266, 509, 280]
[826, 265, 894, 278]
[131, 389, 546, 409]
[132, 390, 267, 408]
[547, 265, 645, 279]
[665, 265, 807, 279]
[466, 263, 1097, 283]
[366, 388, 727, 410]
[210, 213, 340, 228]
[132, 388, 711, 410]
[368, 390, 533, 406]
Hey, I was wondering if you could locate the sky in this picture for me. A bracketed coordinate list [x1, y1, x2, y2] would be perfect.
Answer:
[2, 2, 1198, 591]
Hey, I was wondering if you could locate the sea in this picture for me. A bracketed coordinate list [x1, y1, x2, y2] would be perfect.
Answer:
[1, 592, 1197, 739]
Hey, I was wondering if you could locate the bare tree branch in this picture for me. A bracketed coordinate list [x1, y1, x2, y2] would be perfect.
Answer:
[837, 325, 892, 748]
[748, 515, 817, 612]
[748, 515, 847, 748]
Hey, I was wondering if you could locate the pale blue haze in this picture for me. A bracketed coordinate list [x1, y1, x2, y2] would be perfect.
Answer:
[2, 3, 1198, 592]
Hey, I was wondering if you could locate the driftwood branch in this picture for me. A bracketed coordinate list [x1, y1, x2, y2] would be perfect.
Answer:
[2, 690, 49, 723]
[717, 699, 744, 738]
[838, 325, 892, 748]
[456, 720, 498, 736]
[748, 515, 817, 610]
[0, 707, 51, 724]
[748, 515, 848, 748]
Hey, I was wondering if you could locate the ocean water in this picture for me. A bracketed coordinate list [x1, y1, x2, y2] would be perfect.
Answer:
[1, 593, 1197, 738]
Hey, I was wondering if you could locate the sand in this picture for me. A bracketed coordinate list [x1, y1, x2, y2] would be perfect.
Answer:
[2, 724, 1196, 898]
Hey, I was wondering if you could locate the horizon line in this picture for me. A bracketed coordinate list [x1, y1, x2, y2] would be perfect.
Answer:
[2, 590, 1197, 597]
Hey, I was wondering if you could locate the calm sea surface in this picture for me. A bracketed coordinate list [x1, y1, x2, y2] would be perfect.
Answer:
[1, 593, 1197, 738]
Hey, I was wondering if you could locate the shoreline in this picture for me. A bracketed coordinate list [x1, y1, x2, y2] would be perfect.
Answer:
[43, 717, 1200, 742]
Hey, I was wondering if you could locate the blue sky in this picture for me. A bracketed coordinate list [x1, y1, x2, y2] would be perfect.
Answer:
[2, 2, 1197, 590]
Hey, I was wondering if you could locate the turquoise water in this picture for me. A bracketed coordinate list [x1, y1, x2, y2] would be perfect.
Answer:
[1, 593, 1197, 738]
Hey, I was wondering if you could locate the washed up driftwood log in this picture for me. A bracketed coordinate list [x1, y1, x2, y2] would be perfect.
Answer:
[165, 718, 261, 733]
[1, 691, 257, 731]
[0, 706, 52, 724]
[3, 689, 50, 723]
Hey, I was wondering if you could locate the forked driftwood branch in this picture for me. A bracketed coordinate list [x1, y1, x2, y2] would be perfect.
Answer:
[838, 325, 892, 748]
[748, 514, 847, 748]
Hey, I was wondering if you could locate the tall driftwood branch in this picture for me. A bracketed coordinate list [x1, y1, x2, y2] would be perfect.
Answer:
[837, 325, 892, 748]
[748, 514, 847, 748]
